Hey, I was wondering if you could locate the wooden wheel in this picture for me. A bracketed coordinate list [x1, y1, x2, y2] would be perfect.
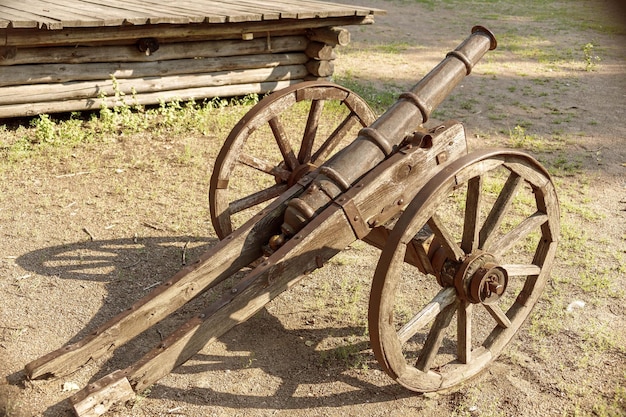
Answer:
[209, 81, 376, 238]
[368, 149, 559, 392]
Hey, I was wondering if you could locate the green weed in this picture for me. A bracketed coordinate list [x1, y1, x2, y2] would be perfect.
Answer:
[31, 114, 56, 144]
[582, 43, 601, 71]
[320, 335, 369, 370]
[509, 124, 543, 150]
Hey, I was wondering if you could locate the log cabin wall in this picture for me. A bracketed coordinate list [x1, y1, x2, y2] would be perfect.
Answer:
[0, 1, 384, 118]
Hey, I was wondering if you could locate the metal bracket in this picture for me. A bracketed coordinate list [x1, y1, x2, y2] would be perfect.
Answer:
[368, 195, 406, 228]
[334, 195, 370, 240]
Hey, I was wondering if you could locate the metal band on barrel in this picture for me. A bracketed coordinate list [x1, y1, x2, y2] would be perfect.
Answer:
[446, 50, 473, 75]
[399, 92, 430, 123]
[359, 127, 394, 156]
[319, 166, 351, 191]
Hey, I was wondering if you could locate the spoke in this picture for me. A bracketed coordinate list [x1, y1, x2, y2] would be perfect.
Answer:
[229, 183, 289, 214]
[298, 99, 325, 164]
[457, 300, 472, 363]
[479, 171, 522, 249]
[415, 301, 458, 372]
[237, 152, 291, 182]
[461, 176, 482, 254]
[501, 263, 541, 277]
[428, 214, 465, 261]
[483, 303, 511, 328]
[268, 116, 299, 171]
[398, 287, 457, 344]
[311, 112, 359, 165]
[489, 212, 548, 257]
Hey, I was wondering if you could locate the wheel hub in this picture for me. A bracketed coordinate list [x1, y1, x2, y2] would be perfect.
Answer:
[429, 242, 508, 305]
[465, 261, 508, 304]
[285, 162, 318, 187]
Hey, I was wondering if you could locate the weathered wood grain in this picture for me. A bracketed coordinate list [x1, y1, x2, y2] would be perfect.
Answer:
[0, 80, 299, 118]
[0, 65, 308, 105]
[0, 1, 384, 117]
[0, 53, 308, 87]
[0, 1, 385, 31]
[0, 36, 309, 66]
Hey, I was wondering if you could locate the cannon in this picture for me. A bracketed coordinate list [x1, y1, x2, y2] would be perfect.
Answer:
[25, 26, 559, 416]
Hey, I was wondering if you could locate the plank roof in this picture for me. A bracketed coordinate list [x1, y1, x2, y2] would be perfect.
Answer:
[0, 0, 385, 29]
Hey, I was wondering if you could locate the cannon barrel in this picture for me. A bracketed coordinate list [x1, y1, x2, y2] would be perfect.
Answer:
[21, 25, 562, 416]
[281, 26, 497, 237]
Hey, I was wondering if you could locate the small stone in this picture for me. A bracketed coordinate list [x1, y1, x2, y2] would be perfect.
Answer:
[62, 382, 80, 392]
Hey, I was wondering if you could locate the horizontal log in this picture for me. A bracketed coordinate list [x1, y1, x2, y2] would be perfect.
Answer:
[0, 53, 308, 87]
[305, 60, 335, 77]
[304, 75, 331, 82]
[1, 16, 372, 47]
[305, 42, 336, 60]
[0, 36, 309, 66]
[0, 79, 300, 118]
[307, 27, 350, 46]
[0, 65, 308, 106]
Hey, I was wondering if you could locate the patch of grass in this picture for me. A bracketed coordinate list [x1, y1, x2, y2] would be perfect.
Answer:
[333, 71, 397, 114]
[0, 92, 259, 165]
[560, 197, 603, 221]
[528, 288, 567, 338]
[581, 320, 626, 355]
[592, 383, 626, 417]
[131, 387, 152, 411]
[320, 335, 370, 370]
[508, 124, 544, 150]
[373, 42, 412, 54]
[547, 152, 583, 176]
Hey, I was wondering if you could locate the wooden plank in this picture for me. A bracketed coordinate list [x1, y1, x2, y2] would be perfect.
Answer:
[89, 0, 247, 24]
[0, 6, 62, 29]
[201, 0, 282, 20]
[2, 15, 373, 47]
[74, 0, 191, 25]
[41, 0, 145, 26]
[0, 1, 383, 30]
[265, 0, 383, 18]
[71, 0, 177, 25]
[124, 0, 246, 24]
[267, 0, 330, 19]
[0, 52, 308, 87]
[70, 371, 135, 417]
[178, 0, 265, 23]
[223, 0, 297, 19]
[0, 35, 308, 65]
[4, 0, 106, 28]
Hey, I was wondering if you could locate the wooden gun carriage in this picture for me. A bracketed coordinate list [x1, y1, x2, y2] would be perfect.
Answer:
[25, 26, 559, 416]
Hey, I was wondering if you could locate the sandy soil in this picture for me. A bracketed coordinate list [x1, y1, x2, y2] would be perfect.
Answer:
[1, 1, 625, 416]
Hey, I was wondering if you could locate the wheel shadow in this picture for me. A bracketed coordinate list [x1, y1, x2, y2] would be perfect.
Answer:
[12, 237, 414, 415]
[14, 235, 216, 345]
[148, 311, 414, 412]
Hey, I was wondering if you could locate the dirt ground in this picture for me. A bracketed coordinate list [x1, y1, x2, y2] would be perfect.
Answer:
[1, 1, 625, 416]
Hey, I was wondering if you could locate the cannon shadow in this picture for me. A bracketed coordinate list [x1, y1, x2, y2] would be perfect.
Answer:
[13, 236, 414, 415]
